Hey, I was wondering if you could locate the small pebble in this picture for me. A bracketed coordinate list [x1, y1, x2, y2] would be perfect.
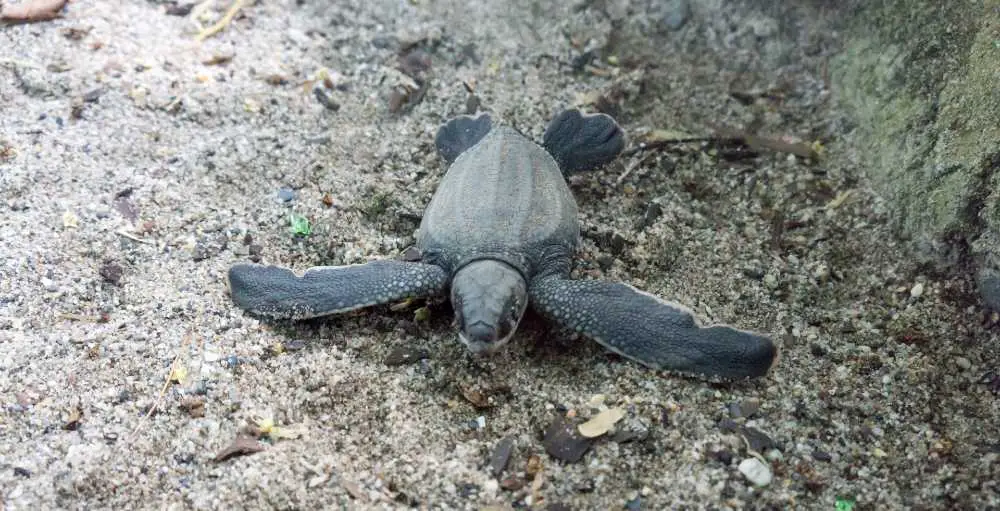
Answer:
[543, 417, 594, 463]
[738, 457, 773, 486]
[661, 0, 690, 31]
[384, 345, 429, 366]
[955, 356, 971, 371]
[277, 187, 295, 202]
[763, 273, 779, 290]
[489, 436, 514, 476]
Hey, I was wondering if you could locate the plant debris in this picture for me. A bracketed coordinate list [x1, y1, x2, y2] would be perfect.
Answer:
[1, 0, 68, 23]
[578, 407, 626, 438]
[213, 434, 265, 462]
[710, 123, 819, 160]
[62, 406, 83, 430]
[179, 397, 205, 418]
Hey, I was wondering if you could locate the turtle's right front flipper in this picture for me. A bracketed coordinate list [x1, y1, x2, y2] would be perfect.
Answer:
[227, 260, 449, 320]
[528, 277, 777, 379]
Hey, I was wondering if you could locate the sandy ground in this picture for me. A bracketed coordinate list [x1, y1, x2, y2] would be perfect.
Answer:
[1, 0, 999, 509]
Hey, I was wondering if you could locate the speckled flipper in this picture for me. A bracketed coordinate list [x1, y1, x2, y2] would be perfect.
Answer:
[542, 108, 625, 174]
[227, 261, 449, 320]
[528, 277, 777, 379]
[435, 113, 493, 165]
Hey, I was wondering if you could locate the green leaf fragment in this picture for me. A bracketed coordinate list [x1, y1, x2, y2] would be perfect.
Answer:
[835, 497, 855, 511]
[289, 214, 311, 236]
[414, 306, 431, 322]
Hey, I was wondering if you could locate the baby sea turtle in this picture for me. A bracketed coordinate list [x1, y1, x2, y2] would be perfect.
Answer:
[228, 109, 777, 379]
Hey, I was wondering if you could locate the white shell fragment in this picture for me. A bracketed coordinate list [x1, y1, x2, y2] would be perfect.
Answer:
[577, 407, 626, 438]
[738, 457, 773, 487]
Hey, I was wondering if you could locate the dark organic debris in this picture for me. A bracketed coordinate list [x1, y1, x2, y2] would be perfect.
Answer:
[384, 345, 429, 366]
[62, 406, 83, 430]
[398, 48, 432, 80]
[490, 436, 515, 476]
[214, 434, 265, 462]
[387, 82, 429, 114]
[99, 261, 124, 286]
[112, 189, 140, 224]
[543, 417, 593, 463]
[165, 1, 195, 16]
[313, 87, 340, 111]
[179, 397, 205, 418]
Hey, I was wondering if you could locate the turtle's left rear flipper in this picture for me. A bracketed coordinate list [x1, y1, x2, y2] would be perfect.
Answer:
[227, 261, 449, 320]
[528, 277, 777, 379]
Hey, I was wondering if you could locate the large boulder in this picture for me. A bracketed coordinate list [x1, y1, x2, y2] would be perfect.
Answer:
[831, 0, 1000, 307]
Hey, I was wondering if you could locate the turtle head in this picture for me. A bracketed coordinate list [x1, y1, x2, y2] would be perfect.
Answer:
[450, 260, 529, 354]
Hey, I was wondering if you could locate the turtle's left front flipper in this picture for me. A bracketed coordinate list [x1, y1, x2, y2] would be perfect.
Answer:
[529, 277, 777, 379]
[228, 261, 449, 320]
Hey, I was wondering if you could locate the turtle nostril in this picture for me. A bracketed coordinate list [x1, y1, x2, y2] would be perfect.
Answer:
[465, 321, 498, 344]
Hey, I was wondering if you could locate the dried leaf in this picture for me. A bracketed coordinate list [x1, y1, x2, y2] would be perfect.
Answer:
[213, 435, 265, 462]
[169, 365, 188, 384]
[645, 129, 697, 143]
[578, 407, 626, 438]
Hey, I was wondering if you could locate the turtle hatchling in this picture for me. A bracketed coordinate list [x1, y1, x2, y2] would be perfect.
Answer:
[228, 109, 777, 378]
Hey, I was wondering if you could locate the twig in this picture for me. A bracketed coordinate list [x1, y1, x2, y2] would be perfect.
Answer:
[116, 229, 155, 245]
[621, 136, 723, 158]
[0, 0, 68, 23]
[195, 0, 245, 41]
[616, 151, 657, 187]
[126, 332, 192, 444]
[710, 123, 818, 160]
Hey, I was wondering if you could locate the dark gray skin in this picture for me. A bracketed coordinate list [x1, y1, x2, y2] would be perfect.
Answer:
[228, 109, 778, 379]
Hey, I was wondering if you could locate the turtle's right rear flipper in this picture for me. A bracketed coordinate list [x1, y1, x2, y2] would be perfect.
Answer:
[543, 108, 625, 174]
[227, 261, 449, 320]
[528, 276, 777, 379]
[435, 113, 493, 165]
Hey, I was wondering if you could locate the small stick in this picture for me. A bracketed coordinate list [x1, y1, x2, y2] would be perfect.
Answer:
[195, 0, 245, 41]
[710, 123, 818, 160]
[116, 229, 155, 245]
[0, 0, 68, 23]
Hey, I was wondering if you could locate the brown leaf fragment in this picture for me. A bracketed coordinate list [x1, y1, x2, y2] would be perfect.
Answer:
[179, 397, 205, 418]
[202, 53, 234, 66]
[213, 434, 265, 462]
[461, 387, 493, 409]
[1, 0, 68, 23]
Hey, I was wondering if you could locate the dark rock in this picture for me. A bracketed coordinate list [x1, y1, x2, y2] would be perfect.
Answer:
[99, 261, 124, 286]
[384, 345, 430, 366]
[313, 87, 340, 111]
[741, 426, 778, 452]
[634, 202, 663, 231]
[490, 436, 515, 476]
[811, 450, 832, 462]
[13, 467, 31, 478]
[543, 417, 593, 463]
